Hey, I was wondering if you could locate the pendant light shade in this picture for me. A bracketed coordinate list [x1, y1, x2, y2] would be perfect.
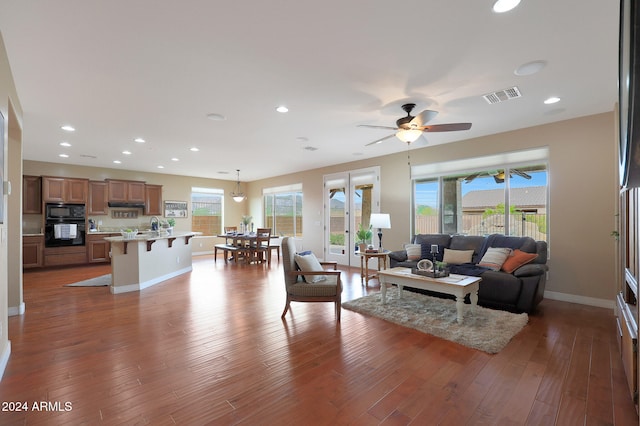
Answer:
[231, 169, 245, 202]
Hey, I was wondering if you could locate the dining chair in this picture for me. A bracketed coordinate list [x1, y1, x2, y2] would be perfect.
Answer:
[248, 228, 272, 265]
[268, 236, 281, 264]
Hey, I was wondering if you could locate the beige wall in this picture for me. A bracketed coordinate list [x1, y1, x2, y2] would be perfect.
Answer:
[0, 31, 23, 375]
[252, 112, 618, 305]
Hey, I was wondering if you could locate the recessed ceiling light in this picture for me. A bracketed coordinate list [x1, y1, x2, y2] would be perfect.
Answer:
[207, 113, 226, 121]
[157, 165, 164, 169]
[514, 60, 547, 76]
[61, 125, 75, 132]
[171, 157, 179, 162]
[113, 160, 122, 164]
[122, 150, 132, 155]
[276, 105, 289, 113]
[492, 0, 521, 13]
[59, 141, 71, 147]
[58, 153, 69, 158]
[544, 96, 561, 104]
[134, 138, 145, 143]
[190, 147, 199, 152]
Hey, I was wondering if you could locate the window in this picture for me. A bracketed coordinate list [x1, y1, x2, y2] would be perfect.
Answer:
[263, 184, 303, 237]
[191, 187, 223, 236]
[412, 149, 548, 240]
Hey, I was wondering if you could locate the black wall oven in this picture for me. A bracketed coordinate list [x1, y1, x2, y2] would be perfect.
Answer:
[44, 203, 86, 247]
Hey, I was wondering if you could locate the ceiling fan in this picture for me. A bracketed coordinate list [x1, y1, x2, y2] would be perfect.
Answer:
[359, 103, 472, 146]
[464, 169, 532, 184]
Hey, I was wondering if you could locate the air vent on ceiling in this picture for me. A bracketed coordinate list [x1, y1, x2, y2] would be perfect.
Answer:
[482, 86, 522, 104]
[303, 146, 318, 151]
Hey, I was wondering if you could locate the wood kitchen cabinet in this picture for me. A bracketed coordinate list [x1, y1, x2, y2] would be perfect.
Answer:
[44, 246, 87, 266]
[87, 233, 116, 263]
[145, 184, 163, 216]
[42, 176, 88, 203]
[107, 179, 145, 203]
[23, 175, 42, 214]
[23, 235, 44, 269]
[88, 181, 108, 214]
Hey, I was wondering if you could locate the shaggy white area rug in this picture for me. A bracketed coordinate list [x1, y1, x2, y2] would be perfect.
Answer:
[343, 287, 528, 354]
[64, 274, 111, 287]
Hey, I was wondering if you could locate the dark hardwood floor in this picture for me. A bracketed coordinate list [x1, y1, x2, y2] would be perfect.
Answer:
[0, 255, 637, 425]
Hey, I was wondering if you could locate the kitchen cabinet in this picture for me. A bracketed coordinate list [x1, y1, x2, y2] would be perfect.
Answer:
[23, 235, 44, 268]
[42, 176, 88, 203]
[88, 181, 108, 214]
[87, 233, 116, 263]
[44, 246, 87, 266]
[145, 184, 163, 216]
[107, 179, 145, 203]
[23, 175, 42, 214]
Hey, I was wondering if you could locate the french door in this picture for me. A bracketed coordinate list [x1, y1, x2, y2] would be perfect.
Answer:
[324, 167, 380, 266]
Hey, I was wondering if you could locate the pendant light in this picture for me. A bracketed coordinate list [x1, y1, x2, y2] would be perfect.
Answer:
[231, 169, 245, 202]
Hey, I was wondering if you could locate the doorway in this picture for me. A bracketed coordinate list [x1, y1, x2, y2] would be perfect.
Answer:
[324, 167, 380, 266]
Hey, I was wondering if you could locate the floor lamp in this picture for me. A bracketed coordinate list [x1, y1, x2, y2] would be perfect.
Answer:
[370, 213, 391, 252]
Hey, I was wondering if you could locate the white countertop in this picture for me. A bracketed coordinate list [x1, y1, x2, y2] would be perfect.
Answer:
[104, 231, 200, 243]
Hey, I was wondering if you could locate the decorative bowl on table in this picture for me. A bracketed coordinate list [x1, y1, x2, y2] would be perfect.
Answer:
[120, 229, 138, 240]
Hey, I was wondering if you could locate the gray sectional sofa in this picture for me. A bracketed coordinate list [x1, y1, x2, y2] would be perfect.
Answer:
[387, 233, 548, 313]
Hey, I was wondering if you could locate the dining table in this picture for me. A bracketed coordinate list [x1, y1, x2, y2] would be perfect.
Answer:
[215, 232, 277, 263]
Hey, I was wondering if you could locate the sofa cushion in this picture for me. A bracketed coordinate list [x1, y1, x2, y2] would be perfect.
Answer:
[449, 235, 486, 263]
[501, 249, 538, 273]
[443, 248, 474, 264]
[478, 247, 512, 271]
[404, 244, 421, 261]
[415, 234, 451, 262]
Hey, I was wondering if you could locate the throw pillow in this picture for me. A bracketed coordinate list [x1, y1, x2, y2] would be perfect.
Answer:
[294, 252, 326, 283]
[501, 249, 538, 273]
[478, 247, 512, 271]
[442, 248, 474, 265]
[404, 243, 421, 261]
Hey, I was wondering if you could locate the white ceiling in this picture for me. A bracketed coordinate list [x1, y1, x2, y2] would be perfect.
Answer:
[0, 1, 619, 182]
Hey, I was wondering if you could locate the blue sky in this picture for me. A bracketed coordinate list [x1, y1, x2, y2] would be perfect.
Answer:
[415, 171, 547, 206]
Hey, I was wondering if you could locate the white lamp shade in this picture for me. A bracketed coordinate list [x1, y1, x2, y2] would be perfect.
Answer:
[370, 213, 391, 229]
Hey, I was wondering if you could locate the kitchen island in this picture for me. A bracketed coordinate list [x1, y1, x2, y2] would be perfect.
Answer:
[104, 231, 199, 294]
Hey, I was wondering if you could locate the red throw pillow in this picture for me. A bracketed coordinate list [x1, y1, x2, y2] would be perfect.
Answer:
[501, 249, 538, 273]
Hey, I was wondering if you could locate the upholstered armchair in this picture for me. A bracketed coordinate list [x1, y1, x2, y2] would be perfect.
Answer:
[281, 237, 342, 321]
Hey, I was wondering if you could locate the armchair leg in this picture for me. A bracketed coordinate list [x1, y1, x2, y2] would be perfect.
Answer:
[281, 298, 291, 319]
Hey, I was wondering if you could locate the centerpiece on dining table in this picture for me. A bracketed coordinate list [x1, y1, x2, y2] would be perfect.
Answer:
[241, 215, 253, 234]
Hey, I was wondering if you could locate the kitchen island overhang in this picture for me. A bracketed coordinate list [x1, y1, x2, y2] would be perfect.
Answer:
[104, 231, 200, 294]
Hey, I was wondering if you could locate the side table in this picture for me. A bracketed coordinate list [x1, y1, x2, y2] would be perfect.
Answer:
[359, 250, 390, 285]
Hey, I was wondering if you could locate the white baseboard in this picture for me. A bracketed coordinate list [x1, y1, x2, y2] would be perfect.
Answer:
[110, 266, 193, 294]
[8, 302, 25, 316]
[544, 290, 615, 310]
[0, 341, 11, 380]
[192, 250, 213, 256]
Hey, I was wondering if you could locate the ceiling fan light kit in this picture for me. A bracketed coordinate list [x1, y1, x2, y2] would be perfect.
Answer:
[396, 129, 422, 143]
[360, 103, 472, 147]
[231, 169, 246, 202]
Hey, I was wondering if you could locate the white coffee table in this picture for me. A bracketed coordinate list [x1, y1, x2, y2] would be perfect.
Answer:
[378, 267, 482, 324]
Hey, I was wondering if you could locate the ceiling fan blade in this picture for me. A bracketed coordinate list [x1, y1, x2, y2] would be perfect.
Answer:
[365, 134, 396, 146]
[464, 172, 481, 183]
[421, 123, 472, 132]
[511, 169, 532, 179]
[358, 124, 398, 131]
[409, 109, 438, 128]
